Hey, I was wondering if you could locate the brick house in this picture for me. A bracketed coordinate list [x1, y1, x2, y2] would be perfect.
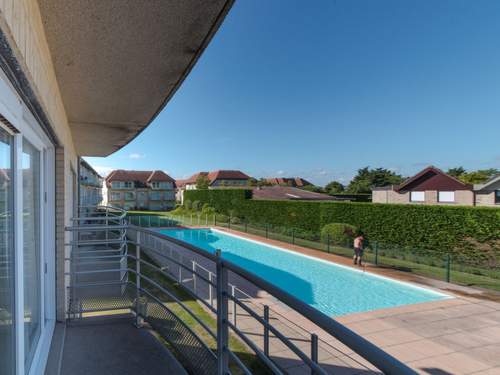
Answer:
[176, 169, 251, 202]
[474, 175, 500, 207]
[372, 166, 475, 205]
[105, 170, 176, 210]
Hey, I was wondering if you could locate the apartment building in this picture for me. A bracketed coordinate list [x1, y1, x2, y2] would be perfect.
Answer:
[0, 2, 232, 374]
[105, 170, 176, 211]
[176, 169, 251, 202]
[79, 159, 103, 207]
[372, 166, 499, 207]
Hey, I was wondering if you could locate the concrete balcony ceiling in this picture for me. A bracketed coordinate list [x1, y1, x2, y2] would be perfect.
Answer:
[38, 0, 233, 156]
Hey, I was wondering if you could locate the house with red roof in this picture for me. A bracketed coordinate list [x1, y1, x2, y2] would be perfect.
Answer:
[265, 177, 313, 188]
[105, 169, 176, 210]
[372, 166, 476, 205]
[176, 170, 251, 202]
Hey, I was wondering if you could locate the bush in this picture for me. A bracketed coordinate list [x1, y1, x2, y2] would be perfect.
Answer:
[192, 200, 201, 211]
[201, 204, 216, 216]
[321, 223, 359, 246]
[184, 200, 192, 210]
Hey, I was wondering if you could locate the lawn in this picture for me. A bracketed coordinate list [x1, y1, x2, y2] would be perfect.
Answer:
[128, 246, 271, 374]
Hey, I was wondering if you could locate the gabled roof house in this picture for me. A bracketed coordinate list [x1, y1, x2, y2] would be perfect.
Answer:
[265, 177, 313, 187]
[372, 166, 475, 205]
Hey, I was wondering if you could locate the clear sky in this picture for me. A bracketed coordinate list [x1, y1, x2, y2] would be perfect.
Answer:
[85, 0, 500, 186]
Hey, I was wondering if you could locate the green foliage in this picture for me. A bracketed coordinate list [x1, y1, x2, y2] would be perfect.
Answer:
[184, 189, 500, 255]
[195, 174, 210, 189]
[184, 200, 192, 210]
[347, 167, 404, 194]
[325, 180, 345, 194]
[447, 166, 466, 178]
[192, 200, 201, 211]
[446, 167, 498, 184]
[300, 185, 325, 193]
[321, 223, 359, 245]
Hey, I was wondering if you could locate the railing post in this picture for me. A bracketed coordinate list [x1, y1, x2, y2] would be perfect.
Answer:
[374, 242, 379, 266]
[214, 214, 217, 227]
[311, 333, 318, 374]
[231, 285, 237, 327]
[245, 221, 248, 233]
[209, 271, 213, 307]
[135, 231, 143, 328]
[148, 215, 151, 227]
[190, 214, 193, 226]
[292, 229, 295, 245]
[228, 215, 231, 230]
[446, 254, 451, 283]
[327, 234, 330, 253]
[206, 214, 208, 226]
[192, 261, 197, 295]
[216, 249, 229, 375]
[265, 224, 268, 239]
[263, 305, 270, 357]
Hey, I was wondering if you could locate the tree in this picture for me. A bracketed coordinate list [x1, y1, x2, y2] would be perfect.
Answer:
[301, 185, 325, 193]
[459, 169, 498, 184]
[347, 167, 404, 194]
[196, 174, 210, 189]
[447, 167, 466, 178]
[325, 181, 345, 194]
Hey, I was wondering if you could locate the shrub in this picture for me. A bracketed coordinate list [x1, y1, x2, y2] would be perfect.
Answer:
[184, 189, 500, 255]
[192, 200, 201, 211]
[321, 223, 359, 246]
[201, 205, 216, 216]
[184, 200, 192, 210]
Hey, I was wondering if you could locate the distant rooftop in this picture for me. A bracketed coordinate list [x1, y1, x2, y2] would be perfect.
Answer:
[252, 186, 335, 201]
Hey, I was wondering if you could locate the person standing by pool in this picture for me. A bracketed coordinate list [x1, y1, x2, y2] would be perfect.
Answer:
[353, 235, 364, 266]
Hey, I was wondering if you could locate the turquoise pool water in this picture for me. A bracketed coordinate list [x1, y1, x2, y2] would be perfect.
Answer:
[160, 228, 449, 316]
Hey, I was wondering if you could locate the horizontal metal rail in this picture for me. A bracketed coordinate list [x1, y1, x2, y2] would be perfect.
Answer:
[132, 225, 415, 375]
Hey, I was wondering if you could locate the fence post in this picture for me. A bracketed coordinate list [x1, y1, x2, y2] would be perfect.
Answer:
[190, 214, 193, 226]
[266, 224, 269, 239]
[206, 214, 208, 226]
[311, 333, 318, 374]
[245, 221, 248, 233]
[148, 216, 151, 227]
[135, 231, 143, 327]
[214, 214, 217, 227]
[209, 271, 213, 307]
[264, 305, 270, 357]
[228, 216, 231, 230]
[374, 242, 379, 266]
[292, 229, 295, 245]
[216, 250, 229, 374]
[327, 234, 330, 253]
[446, 254, 451, 283]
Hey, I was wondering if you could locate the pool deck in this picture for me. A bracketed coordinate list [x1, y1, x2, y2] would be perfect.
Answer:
[157, 226, 500, 374]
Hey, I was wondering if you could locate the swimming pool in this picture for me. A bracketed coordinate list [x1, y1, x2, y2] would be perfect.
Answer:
[159, 228, 450, 316]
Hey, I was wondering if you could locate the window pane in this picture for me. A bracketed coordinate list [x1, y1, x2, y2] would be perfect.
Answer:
[410, 191, 424, 202]
[0, 128, 14, 375]
[22, 138, 41, 370]
[438, 191, 455, 202]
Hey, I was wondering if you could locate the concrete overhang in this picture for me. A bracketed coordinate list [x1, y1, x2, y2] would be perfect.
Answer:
[38, 0, 233, 156]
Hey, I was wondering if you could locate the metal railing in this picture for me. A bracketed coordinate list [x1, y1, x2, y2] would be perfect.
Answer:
[65, 206, 416, 375]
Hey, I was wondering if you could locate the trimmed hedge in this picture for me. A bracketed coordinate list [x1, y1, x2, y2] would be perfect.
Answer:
[184, 190, 500, 253]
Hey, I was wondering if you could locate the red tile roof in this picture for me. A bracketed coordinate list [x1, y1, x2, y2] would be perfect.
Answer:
[252, 186, 336, 201]
[176, 170, 250, 188]
[265, 177, 312, 187]
[106, 169, 174, 187]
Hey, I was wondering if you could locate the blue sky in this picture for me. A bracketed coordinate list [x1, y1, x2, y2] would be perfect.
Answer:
[85, 0, 500, 186]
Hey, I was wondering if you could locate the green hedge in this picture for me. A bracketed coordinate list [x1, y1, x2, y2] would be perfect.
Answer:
[184, 190, 500, 253]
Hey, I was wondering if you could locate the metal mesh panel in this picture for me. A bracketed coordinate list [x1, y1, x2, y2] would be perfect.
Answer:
[68, 283, 135, 318]
[138, 289, 217, 375]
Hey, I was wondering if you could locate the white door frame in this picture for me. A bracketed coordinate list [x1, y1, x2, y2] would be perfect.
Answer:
[0, 68, 56, 375]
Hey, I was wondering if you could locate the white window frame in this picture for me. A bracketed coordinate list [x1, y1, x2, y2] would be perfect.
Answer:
[438, 191, 455, 203]
[410, 191, 425, 202]
[0, 67, 56, 375]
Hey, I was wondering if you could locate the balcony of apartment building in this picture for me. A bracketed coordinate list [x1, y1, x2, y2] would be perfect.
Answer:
[45, 205, 414, 375]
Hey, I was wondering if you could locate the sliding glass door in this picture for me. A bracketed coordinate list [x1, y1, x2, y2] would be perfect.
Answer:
[0, 127, 14, 375]
[22, 139, 41, 370]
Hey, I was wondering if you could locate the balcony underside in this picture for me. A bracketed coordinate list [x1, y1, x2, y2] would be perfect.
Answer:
[38, 0, 234, 156]
[45, 316, 187, 375]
